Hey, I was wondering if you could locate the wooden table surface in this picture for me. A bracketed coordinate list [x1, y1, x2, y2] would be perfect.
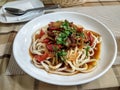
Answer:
[0, 0, 120, 90]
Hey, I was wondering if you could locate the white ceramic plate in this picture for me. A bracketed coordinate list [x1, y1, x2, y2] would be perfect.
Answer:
[13, 12, 117, 85]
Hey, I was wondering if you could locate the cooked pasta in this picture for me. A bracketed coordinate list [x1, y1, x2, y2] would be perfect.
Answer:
[29, 20, 102, 76]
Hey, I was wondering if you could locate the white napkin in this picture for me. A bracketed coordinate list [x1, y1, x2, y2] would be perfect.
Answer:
[1, 0, 44, 22]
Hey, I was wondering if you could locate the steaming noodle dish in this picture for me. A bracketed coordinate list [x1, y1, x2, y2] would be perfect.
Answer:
[29, 20, 102, 76]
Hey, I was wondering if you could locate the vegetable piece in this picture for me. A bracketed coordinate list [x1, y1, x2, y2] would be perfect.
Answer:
[77, 32, 85, 38]
[86, 46, 90, 57]
[47, 30, 55, 37]
[56, 37, 65, 45]
[57, 50, 67, 57]
[53, 46, 66, 62]
[60, 20, 75, 33]
[60, 20, 69, 30]
[59, 32, 66, 38]
[34, 53, 49, 62]
[77, 27, 83, 32]
[56, 20, 75, 45]
[57, 44, 62, 49]
[46, 44, 54, 51]
[39, 29, 45, 38]
[35, 29, 45, 40]
[48, 21, 62, 31]
[57, 50, 67, 62]
[80, 32, 85, 38]
[64, 30, 71, 36]
[42, 38, 50, 43]
[46, 44, 62, 51]
[88, 32, 94, 46]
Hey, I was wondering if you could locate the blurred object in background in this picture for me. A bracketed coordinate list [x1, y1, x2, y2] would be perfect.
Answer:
[52, 0, 87, 7]
[41, 0, 119, 7]
[41, 0, 53, 5]
[0, 0, 16, 6]
[0, 0, 7, 6]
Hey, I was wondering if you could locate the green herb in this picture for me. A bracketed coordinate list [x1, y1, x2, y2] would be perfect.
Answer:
[60, 20, 76, 32]
[57, 50, 67, 56]
[56, 37, 62, 42]
[53, 46, 58, 52]
[60, 20, 69, 29]
[59, 32, 67, 38]
[56, 37, 66, 45]
[52, 42, 67, 62]
[86, 46, 90, 57]
[76, 32, 85, 38]
[56, 20, 76, 45]
[56, 49, 67, 62]
[64, 30, 71, 36]
[80, 32, 85, 38]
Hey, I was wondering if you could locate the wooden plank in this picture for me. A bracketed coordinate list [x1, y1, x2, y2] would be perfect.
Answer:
[83, 2, 102, 6]
[0, 75, 34, 90]
[102, 1, 120, 5]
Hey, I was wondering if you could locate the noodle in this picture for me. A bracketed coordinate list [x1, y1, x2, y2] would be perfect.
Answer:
[29, 20, 102, 76]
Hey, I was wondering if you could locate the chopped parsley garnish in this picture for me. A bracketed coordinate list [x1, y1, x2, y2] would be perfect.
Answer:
[85, 46, 90, 57]
[56, 20, 75, 45]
